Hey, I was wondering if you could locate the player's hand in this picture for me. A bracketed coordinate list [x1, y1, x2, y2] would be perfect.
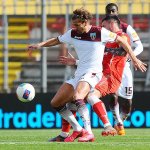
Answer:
[133, 59, 147, 72]
[59, 56, 76, 66]
[27, 44, 40, 57]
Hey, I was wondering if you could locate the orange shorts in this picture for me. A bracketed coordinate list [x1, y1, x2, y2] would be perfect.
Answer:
[95, 74, 121, 97]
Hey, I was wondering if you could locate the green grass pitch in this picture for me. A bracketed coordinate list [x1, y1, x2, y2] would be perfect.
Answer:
[0, 129, 150, 150]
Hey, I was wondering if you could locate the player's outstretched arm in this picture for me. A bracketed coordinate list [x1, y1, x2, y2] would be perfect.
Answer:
[131, 59, 147, 72]
[116, 35, 147, 72]
[28, 38, 61, 50]
[27, 38, 61, 56]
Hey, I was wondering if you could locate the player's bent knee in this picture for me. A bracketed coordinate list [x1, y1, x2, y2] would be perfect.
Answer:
[87, 94, 100, 106]
[73, 91, 86, 100]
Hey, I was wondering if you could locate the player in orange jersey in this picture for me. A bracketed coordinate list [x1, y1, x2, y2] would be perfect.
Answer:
[105, 3, 144, 136]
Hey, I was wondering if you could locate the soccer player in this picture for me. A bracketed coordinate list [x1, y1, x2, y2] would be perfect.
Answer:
[49, 4, 145, 142]
[28, 8, 146, 142]
[105, 3, 144, 135]
[57, 15, 147, 142]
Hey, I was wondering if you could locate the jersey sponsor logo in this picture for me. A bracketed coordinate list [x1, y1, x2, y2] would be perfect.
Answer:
[90, 33, 96, 40]
[74, 36, 81, 39]
[105, 47, 127, 56]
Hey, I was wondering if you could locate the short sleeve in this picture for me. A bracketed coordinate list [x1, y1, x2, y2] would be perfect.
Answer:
[101, 27, 117, 43]
[58, 29, 72, 44]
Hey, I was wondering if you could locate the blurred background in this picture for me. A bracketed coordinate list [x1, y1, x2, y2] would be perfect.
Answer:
[0, 0, 150, 94]
[0, 0, 150, 130]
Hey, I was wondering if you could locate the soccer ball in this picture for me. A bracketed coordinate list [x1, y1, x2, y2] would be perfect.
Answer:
[16, 83, 35, 102]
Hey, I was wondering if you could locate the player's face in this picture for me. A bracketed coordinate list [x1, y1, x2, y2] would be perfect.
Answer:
[102, 20, 110, 30]
[102, 20, 117, 32]
[102, 20, 116, 32]
[106, 6, 118, 15]
[72, 19, 86, 33]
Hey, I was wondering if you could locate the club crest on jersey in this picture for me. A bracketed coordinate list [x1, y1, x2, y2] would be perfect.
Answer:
[90, 33, 96, 40]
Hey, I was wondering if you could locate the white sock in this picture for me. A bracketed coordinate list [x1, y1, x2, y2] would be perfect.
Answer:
[104, 123, 111, 128]
[78, 104, 93, 134]
[60, 131, 69, 138]
[59, 108, 82, 131]
[114, 102, 123, 124]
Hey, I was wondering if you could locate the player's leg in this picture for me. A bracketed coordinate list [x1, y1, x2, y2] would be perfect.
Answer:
[106, 70, 125, 126]
[49, 100, 79, 142]
[74, 80, 92, 133]
[50, 82, 84, 142]
[70, 73, 102, 142]
[120, 97, 132, 122]
[86, 88, 117, 137]
[110, 94, 126, 136]
[113, 97, 132, 136]
[115, 64, 133, 135]
[109, 94, 124, 125]
[58, 74, 96, 142]
[65, 73, 101, 142]
[65, 81, 94, 142]
[49, 99, 93, 142]
[50, 82, 74, 107]
[49, 111, 76, 142]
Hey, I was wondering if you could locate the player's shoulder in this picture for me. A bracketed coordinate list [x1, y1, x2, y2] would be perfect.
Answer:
[120, 21, 129, 33]
[90, 26, 102, 31]
[71, 26, 102, 34]
[71, 26, 101, 41]
[71, 28, 79, 37]
[120, 21, 129, 27]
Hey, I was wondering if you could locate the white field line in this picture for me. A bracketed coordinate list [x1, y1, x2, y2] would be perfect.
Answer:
[0, 141, 150, 145]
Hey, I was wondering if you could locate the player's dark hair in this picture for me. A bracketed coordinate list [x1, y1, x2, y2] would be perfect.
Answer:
[102, 15, 120, 27]
[72, 7, 93, 21]
[105, 3, 118, 13]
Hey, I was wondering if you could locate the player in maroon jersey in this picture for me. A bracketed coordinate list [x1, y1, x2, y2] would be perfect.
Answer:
[50, 3, 146, 141]
[49, 14, 146, 142]
[29, 8, 144, 143]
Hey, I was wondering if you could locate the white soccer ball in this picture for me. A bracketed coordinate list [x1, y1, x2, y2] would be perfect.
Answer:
[16, 83, 35, 102]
